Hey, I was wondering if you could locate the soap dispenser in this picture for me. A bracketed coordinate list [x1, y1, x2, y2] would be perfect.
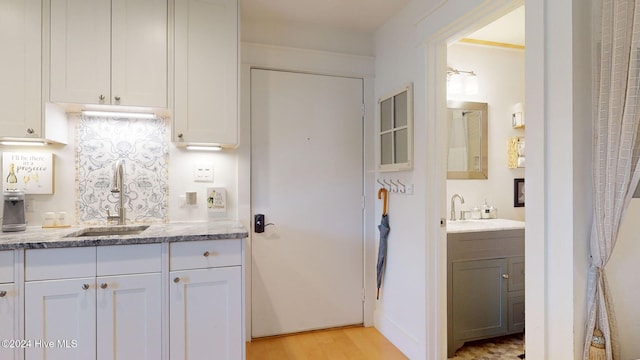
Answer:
[481, 200, 490, 219]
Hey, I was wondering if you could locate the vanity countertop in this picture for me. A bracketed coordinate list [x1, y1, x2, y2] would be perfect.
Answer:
[0, 221, 248, 250]
[446, 218, 525, 234]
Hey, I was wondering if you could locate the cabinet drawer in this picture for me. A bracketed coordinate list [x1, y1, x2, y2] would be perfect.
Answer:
[26, 247, 96, 281]
[97, 243, 162, 276]
[170, 240, 241, 270]
[0, 251, 14, 284]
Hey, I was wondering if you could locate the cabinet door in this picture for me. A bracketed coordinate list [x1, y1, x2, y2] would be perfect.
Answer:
[508, 291, 525, 334]
[0, 0, 42, 138]
[508, 256, 525, 292]
[174, 0, 238, 145]
[50, 0, 111, 105]
[111, 0, 167, 107]
[25, 278, 96, 360]
[170, 267, 242, 360]
[452, 258, 508, 341]
[97, 273, 161, 360]
[0, 283, 15, 360]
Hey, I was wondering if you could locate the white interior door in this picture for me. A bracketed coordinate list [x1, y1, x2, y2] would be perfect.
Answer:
[251, 69, 364, 338]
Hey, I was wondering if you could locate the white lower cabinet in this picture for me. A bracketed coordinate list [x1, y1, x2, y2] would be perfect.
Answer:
[21, 239, 244, 360]
[25, 277, 97, 360]
[24, 244, 162, 360]
[170, 267, 242, 360]
[96, 273, 161, 360]
[169, 240, 243, 360]
[0, 250, 15, 360]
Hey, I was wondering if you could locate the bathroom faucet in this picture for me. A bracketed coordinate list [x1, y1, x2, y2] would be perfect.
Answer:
[450, 193, 465, 221]
[107, 159, 126, 225]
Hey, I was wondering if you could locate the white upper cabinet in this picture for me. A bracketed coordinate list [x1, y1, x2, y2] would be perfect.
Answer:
[174, 0, 238, 146]
[0, 0, 42, 138]
[50, 0, 167, 108]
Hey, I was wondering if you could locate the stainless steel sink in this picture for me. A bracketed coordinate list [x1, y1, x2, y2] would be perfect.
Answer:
[65, 225, 150, 237]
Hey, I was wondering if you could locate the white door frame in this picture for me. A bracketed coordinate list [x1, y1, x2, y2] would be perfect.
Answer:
[239, 44, 376, 341]
[421, 1, 531, 358]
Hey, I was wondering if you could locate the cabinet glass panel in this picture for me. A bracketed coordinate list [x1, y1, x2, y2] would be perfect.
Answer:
[380, 98, 392, 132]
[381, 133, 393, 165]
[377, 84, 413, 171]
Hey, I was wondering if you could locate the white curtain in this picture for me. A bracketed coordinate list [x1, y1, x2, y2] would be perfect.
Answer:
[584, 0, 640, 359]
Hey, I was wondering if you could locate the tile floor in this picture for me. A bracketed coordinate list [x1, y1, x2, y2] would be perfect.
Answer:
[449, 333, 525, 360]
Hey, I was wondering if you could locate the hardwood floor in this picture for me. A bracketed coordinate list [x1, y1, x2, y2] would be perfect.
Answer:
[246, 326, 408, 360]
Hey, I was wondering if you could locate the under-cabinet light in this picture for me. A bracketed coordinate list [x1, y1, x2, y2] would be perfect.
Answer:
[81, 110, 157, 119]
[0, 140, 47, 146]
[185, 145, 222, 151]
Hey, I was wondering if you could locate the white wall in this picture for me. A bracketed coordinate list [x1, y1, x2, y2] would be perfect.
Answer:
[607, 199, 640, 359]
[374, 0, 593, 359]
[242, 17, 374, 56]
[446, 43, 525, 221]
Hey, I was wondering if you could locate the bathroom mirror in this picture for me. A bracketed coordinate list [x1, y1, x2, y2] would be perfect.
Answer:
[447, 101, 488, 179]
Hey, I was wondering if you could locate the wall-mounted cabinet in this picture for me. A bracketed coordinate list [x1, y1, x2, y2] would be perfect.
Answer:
[0, 0, 67, 144]
[173, 0, 238, 147]
[49, 0, 168, 108]
[377, 84, 413, 171]
[0, 0, 42, 139]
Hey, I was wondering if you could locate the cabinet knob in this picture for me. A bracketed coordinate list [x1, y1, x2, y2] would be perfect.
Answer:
[203, 251, 210, 257]
[99, 94, 105, 101]
[0, 291, 6, 297]
[177, 133, 184, 138]
[174, 277, 180, 283]
[502, 274, 510, 279]
[26, 128, 35, 134]
[100, 283, 108, 289]
[82, 284, 90, 290]
[114, 96, 121, 102]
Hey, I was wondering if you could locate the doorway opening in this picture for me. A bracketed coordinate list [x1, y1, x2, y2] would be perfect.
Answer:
[424, 1, 527, 358]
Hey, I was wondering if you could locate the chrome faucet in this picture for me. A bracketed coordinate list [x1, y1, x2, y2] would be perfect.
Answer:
[107, 159, 126, 225]
[450, 193, 465, 221]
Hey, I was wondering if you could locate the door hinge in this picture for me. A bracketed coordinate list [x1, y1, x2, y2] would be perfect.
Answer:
[362, 196, 366, 209]
[362, 288, 366, 302]
[361, 104, 365, 117]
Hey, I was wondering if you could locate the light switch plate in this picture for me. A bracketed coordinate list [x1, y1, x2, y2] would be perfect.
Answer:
[193, 163, 214, 182]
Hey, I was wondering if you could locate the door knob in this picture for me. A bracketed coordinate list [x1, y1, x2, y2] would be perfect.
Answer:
[502, 274, 510, 279]
[254, 214, 274, 233]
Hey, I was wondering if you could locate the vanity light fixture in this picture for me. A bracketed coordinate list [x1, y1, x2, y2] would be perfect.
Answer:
[447, 67, 479, 95]
[81, 110, 157, 119]
[0, 140, 47, 146]
[185, 145, 222, 151]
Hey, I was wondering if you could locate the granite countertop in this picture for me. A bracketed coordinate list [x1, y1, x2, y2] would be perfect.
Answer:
[446, 218, 525, 234]
[0, 221, 248, 250]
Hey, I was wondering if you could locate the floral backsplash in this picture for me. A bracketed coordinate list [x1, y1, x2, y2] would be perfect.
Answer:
[76, 116, 169, 224]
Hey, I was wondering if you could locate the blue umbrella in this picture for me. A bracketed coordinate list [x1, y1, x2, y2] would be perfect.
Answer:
[377, 188, 390, 299]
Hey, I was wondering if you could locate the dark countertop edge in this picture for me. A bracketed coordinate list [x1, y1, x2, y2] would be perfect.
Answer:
[0, 231, 249, 250]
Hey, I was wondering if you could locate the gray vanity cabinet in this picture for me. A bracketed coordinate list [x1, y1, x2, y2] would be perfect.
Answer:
[447, 229, 525, 357]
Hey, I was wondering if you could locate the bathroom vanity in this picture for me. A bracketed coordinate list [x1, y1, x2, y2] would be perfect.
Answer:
[447, 219, 525, 357]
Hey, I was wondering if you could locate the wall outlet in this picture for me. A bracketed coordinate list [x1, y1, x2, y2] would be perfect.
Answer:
[193, 163, 214, 182]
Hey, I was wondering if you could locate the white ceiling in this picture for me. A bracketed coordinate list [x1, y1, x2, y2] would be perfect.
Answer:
[465, 6, 525, 46]
[240, 0, 410, 32]
[240, 1, 525, 46]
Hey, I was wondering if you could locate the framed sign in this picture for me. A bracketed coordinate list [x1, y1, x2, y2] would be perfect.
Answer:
[2, 152, 54, 194]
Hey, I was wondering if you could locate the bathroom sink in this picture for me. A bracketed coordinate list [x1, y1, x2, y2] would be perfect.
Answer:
[65, 225, 150, 237]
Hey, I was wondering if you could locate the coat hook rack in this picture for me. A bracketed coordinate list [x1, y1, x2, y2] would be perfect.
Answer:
[376, 178, 412, 195]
